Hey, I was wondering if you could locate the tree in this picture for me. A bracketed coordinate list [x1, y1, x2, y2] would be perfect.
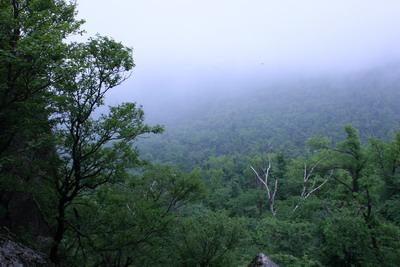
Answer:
[306, 126, 398, 263]
[333, 125, 368, 194]
[172, 211, 247, 267]
[253, 217, 320, 266]
[0, 0, 82, 157]
[250, 158, 278, 216]
[369, 132, 400, 223]
[249, 153, 286, 216]
[291, 157, 331, 213]
[0, 1, 166, 264]
[319, 209, 377, 266]
[369, 131, 400, 199]
[306, 125, 368, 195]
[48, 36, 163, 263]
[63, 165, 204, 266]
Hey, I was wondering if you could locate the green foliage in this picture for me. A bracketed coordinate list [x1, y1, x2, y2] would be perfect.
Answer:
[306, 135, 331, 151]
[0, 0, 83, 154]
[373, 223, 400, 265]
[171, 210, 248, 267]
[369, 131, 400, 199]
[2, 1, 400, 266]
[319, 211, 377, 266]
[47, 34, 164, 263]
[254, 217, 318, 262]
[63, 165, 204, 266]
[269, 254, 322, 267]
[138, 67, 400, 168]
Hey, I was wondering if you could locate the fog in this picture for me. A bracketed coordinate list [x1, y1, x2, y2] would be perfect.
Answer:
[75, 0, 400, 121]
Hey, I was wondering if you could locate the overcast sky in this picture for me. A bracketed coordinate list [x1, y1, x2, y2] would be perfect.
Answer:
[74, 0, 400, 117]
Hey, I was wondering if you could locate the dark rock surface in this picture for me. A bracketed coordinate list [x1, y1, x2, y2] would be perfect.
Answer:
[249, 253, 279, 267]
[0, 233, 50, 266]
[0, 191, 52, 243]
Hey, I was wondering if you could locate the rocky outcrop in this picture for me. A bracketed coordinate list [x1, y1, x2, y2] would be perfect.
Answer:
[249, 253, 279, 267]
[0, 233, 50, 266]
[0, 191, 52, 244]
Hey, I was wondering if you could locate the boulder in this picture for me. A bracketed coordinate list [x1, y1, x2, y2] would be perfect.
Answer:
[249, 253, 279, 267]
[0, 233, 50, 266]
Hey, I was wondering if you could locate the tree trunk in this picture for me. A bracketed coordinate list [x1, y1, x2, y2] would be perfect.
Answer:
[50, 199, 67, 264]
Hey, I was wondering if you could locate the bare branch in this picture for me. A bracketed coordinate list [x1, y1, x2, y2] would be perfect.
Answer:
[250, 159, 277, 216]
[306, 172, 332, 198]
[250, 165, 267, 189]
[292, 159, 331, 214]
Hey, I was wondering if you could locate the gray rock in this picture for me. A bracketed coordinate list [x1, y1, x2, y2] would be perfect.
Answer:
[249, 253, 279, 267]
[0, 233, 50, 266]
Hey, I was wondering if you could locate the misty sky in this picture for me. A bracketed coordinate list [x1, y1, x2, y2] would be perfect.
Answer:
[74, 0, 400, 118]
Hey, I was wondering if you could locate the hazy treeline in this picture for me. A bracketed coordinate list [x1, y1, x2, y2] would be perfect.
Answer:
[139, 65, 400, 169]
[136, 65, 400, 266]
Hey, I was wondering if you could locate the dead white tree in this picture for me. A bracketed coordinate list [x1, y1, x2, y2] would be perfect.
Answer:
[292, 158, 332, 213]
[250, 160, 278, 216]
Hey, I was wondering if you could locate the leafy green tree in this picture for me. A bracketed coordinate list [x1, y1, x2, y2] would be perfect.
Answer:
[0, 0, 84, 196]
[369, 132, 400, 224]
[172, 211, 247, 267]
[253, 216, 321, 266]
[48, 35, 163, 263]
[248, 154, 285, 216]
[369, 132, 400, 197]
[333, 125, 367, 194]
[63, 165, 204, 266]
[305, 126, 400, 265]
[307, 125, 368, 195]
[318, 207, 378, 267]
[0, 0, 82, 157]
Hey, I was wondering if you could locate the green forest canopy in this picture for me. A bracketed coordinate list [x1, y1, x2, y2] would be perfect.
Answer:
[0, 1, 399, 266]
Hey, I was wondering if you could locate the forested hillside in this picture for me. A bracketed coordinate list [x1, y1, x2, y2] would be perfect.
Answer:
[139, 65, 400, 169]
[1, 1, 400, 266]
[135, 65, 400, 266]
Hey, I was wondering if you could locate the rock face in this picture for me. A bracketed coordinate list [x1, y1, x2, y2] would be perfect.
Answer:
[0, 191, 52, 243]
[248, 253, 279, 267]
[0, 233, 50, 266]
